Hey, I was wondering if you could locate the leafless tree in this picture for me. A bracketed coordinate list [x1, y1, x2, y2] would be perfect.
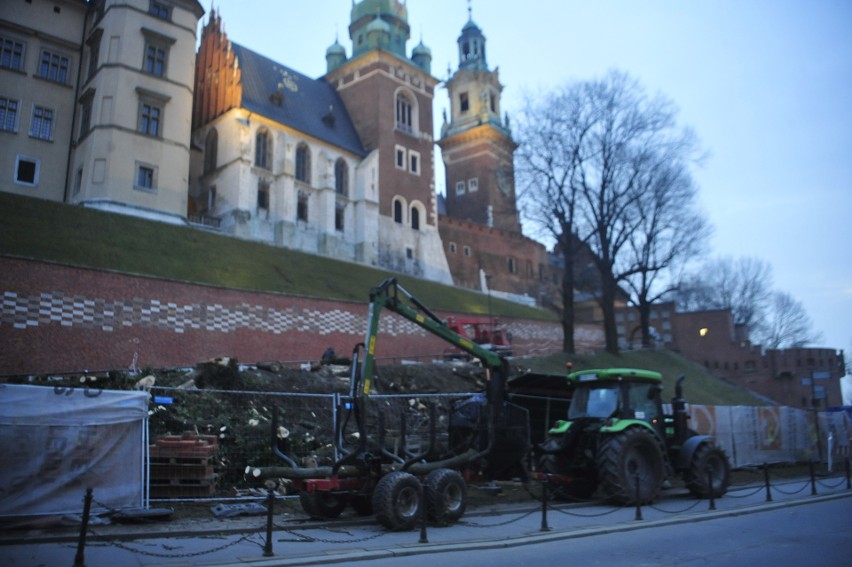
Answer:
[675, 256, 774, 334]
[517, 70, 705, 353]
[757, 291, 823, 348]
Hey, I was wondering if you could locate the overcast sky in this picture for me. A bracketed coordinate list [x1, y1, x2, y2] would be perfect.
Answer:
[205, 0, 852, 366]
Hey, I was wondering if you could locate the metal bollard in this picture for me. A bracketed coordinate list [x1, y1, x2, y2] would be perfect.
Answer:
[809, 460, 817, 496]
[634, 473, 643, 521]
[73, 488, 93, 567]
[540, 477, 550, 532]
[418, 481, 428, 544]
[707, 468, 716, 511]
[264, 485, 275, 557]
[846, 458, 851, 490]
[763, 463, 772, 502]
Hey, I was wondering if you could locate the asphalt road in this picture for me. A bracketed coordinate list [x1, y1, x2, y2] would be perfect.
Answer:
[370, 497, 852, 567]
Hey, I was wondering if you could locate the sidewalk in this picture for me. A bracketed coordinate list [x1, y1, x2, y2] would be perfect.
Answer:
[2, 475, 850, 567]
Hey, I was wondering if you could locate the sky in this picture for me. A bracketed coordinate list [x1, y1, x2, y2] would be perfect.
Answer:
[204, 0, 852, 378]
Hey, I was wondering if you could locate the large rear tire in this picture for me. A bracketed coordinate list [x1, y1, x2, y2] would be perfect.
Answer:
[596, 427, 665, 504]
[684, 443, 730, 498]
[424, 468, 466, 525]
[299, 491, 348, 519]
[372, 471, 422, 531]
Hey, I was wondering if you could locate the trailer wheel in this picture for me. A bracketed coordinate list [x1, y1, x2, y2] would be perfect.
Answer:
[424, 468, 466, 525]
[684, 443, 730, 498]
[596, 427, 664, 504]
[372, 471, 422, 531]
[299, 491, 348, 519]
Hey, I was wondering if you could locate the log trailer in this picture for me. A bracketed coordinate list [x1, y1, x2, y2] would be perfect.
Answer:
[256, 278, 730, 529]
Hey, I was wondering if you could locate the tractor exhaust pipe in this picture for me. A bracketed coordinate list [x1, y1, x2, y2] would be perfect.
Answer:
[672, 375, 689, 447]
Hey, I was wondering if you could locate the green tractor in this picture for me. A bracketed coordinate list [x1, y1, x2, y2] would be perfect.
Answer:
[536, 368, 730, 503]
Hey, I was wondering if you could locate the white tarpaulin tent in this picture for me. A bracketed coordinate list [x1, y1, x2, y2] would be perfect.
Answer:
[0, 384, 148, 517]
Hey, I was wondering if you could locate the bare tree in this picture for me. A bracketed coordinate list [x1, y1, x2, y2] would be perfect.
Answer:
[674, 256, 774, 335]
[757, 291, 823, 348]
[622, 159, 711, 348]
[518, 70, 704, 353]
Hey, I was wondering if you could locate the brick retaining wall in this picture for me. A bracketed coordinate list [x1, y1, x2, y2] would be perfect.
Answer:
[0, 257, 587, 375]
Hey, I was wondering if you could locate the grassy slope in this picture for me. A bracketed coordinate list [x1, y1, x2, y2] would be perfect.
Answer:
[0, 192, 551, 319]
[0, 193, 763, 405]
[521, 350, 765, 406]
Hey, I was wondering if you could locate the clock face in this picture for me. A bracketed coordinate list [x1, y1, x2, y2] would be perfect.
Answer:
[496, 165, 513, 196]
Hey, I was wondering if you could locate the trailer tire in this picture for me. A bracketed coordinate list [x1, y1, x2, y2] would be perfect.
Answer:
[684, 443, 730, 499]
[597, 427, 664, 504]
[424, 468, 466, 525]
[373, 471, 422, 531]
[299, 491, 348, 519]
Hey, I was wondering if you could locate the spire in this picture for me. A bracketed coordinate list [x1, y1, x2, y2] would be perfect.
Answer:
[457, 2, 487, 71]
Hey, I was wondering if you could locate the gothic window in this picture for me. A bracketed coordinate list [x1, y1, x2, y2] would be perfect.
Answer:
[255, 129, 271, 170]
[334, 158, 348, 195]
[411, 206, 420, 230]
[507, 257, 517, 274]
[204, 128, 218, 173]
[393, 199, 404, 224]
[396, 92, 413, 132]
[297, 191, 308, 221]
[335, 203, 345, 231]
[295, 143, 311, 183]
[257, 180, 270, 210]
[460, 92, 469, 113]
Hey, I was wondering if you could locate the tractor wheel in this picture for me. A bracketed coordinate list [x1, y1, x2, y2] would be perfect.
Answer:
[372, 471, 422, 531]
[299, 491, 348, 519]
[684, 443, 730, 499]
[596, 427, 665, 504]
[424, 468, 467, 525]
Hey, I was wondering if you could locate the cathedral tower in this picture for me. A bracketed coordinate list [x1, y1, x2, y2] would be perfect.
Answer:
[438, 11, 520, 233]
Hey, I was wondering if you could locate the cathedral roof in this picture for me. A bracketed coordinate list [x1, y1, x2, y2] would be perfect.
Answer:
[231, 43, 366, 157]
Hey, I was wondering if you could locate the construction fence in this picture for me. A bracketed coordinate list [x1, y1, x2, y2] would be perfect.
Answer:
[145, 387, 852, 502]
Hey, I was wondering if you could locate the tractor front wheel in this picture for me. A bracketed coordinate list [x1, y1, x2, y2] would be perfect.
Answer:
[684, 443, 730, 498]
[373, 471, 422, 531]
[596, 427, 665, 504]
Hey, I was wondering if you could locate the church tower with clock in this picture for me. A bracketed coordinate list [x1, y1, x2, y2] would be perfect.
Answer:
[438, 10, 520, 233]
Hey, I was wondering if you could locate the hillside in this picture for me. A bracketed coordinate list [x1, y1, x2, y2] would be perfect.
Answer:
[0, 192, 552, 321]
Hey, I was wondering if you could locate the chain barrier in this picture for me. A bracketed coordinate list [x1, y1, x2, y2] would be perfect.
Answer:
[459, 508, 538, 528]
[770, 480, 811, 496]
[722, 485, 766, 499]
[87, 526, 264, 559]
[275, 526, 388, 545]
[646, 498, 704, 514]
[815, 476, 848, 490]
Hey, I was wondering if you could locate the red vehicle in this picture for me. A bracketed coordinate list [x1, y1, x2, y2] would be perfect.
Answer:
[444, 316, 512, 358]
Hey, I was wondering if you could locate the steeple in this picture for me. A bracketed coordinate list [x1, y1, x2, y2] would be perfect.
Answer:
[458, 2, 487, 71]
[348, 0, 410, 59]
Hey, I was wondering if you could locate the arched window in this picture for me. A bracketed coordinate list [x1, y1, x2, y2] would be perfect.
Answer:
[334, 158, 348, 195]
[255, 129, 271, 170]
[295, 143, 311, 183]
[203, 128, 218, 173]
[393, 199, 404, 224]
[410, 205, 420, 230]
[396, 91, 413, 132]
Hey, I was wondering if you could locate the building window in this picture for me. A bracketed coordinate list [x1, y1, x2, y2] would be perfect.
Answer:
[406, 247, 414, 260]
[297, 191, 308, 221]
[463, 245, 471, 257]
[335, 203, 345, 231]
[393, 199, 404, 224]
[468, 178, 478, 192]
[1, 37, 25, 71]
[295, 143, 310, 183]
[409, 150, 420, 175]
[255, 129, 272, 170]
[449, 242, 457, 253]
[396, 92, 413, 132]
[30, 106, 54, 141]
[204, 128, 218, 173]
[455, 181, 465, 196]
[0, 97, 19, 132]
[144, 44, 167, 76]
[334, 158, 348, 195]
[79, 90, 94, 138]
[14, 155, 39, 186]
[149, 1, 171, 20]
[139, 103, 161, 136]
[73, 167, 83, 196]
[134, 162, 156, 191]
[460, 92, 469, 113]
[411, 206, 420, 230]
[39, 50, 70, 83]
[507, 257, 517, 274]
[206, 186, 217, 211]
[86, 31, 101, 79]
[395, 145, 406, 170]
[257, 180, 270, 210]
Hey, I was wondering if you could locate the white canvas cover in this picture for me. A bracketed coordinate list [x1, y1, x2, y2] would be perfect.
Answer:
[0, 384, 148, 517]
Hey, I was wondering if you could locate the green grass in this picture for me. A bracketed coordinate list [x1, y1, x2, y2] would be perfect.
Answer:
[0, 192, 552, 319]
[520, 350, 766, 406]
